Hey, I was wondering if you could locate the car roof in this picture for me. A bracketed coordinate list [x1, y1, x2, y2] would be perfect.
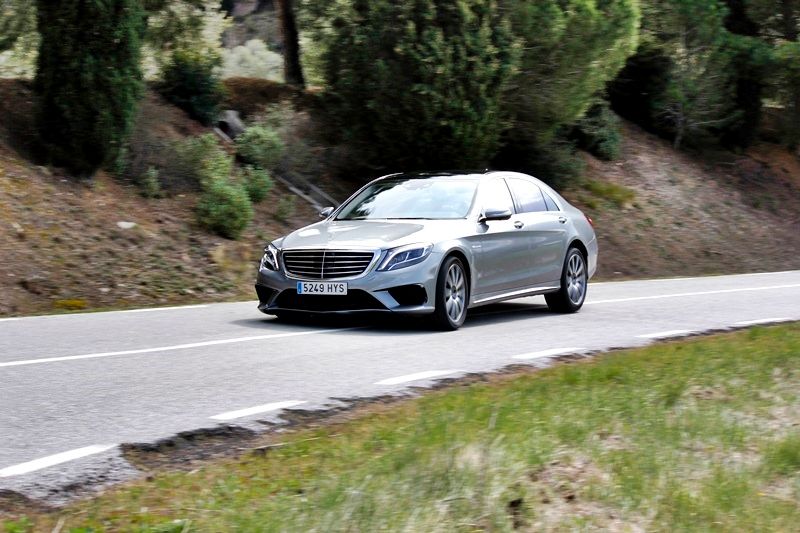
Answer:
[376, 170, 540, 182]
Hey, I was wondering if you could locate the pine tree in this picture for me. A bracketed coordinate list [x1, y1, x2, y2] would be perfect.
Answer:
[35, 0, 145, 177]
[315, 0, 517, 171]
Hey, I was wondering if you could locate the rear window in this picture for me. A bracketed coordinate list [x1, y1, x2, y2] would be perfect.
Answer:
[508, 178, 547, 213]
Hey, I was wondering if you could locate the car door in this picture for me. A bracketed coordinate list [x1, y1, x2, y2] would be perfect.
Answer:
[506, 178, 569, 285]
[472, 178, 533, 296]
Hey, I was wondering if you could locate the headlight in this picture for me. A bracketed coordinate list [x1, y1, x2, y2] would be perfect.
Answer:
[260, 243, 280, 271]
[378, 243, 433, 271]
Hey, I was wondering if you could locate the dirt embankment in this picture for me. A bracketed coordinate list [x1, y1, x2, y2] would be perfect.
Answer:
[572, 121, 800, 279]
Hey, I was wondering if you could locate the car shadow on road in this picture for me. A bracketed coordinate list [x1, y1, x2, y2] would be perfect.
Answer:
[229, 300, 556, 334]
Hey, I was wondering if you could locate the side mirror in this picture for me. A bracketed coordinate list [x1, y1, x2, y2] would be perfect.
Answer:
[319, 206, 334, 219]
[479, 206, 512, 223]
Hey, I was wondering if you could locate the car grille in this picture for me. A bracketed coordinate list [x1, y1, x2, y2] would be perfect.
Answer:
[282, 249, 375, 279]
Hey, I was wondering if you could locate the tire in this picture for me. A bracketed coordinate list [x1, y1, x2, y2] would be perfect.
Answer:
[545, 247, 587, 313]
[433, 256, 469, 330]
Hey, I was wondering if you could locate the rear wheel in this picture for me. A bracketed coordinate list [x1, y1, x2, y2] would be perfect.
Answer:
[545, 247, 587, 313]
[433, 256, 469, 330]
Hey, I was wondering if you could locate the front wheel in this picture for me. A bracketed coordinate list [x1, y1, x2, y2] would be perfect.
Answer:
[545, 247, 587, 313]
[433, 256, 469, 330]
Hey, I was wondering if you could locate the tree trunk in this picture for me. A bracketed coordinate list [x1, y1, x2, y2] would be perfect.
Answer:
[781, 0, 798, 41]
[276, 0, 305, 88]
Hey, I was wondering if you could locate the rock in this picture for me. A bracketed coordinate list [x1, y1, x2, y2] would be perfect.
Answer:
[11, 222, 25, 240]
[217, 109, 246, 139]
[19, 276, 53, 295]
[117, 221, 137, 230]
[99, 287, 111, 294]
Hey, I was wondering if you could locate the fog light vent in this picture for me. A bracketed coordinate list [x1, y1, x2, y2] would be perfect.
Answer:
[387, 284, 428, 306]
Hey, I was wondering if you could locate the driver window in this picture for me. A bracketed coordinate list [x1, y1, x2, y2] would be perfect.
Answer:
[482, 179, 514, 214]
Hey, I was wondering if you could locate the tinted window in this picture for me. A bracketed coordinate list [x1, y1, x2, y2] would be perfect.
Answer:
[481, 179, 515, 213]
[508, 178, 547, 213]
[336, 178, 478, 220]
[542, 191, 559, 211]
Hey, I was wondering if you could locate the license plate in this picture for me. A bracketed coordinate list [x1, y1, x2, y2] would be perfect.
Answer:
[297, 281, 348, 295]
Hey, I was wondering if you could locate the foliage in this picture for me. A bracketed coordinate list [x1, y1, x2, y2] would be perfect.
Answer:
[35, 0, 145, 177]
[170, 134, 232, 188]
[309, 0, 518, 171]
[773, 41, 800, 146]
[141, 0, 230, 79]
[274, 195, 296, 222]
[159, 49, 225, 125]
[499, 0, 639, 161]
[0, 0, 37, 78]
[221, 39, 284, 81]
[241, 165, 274, 203]
[139, 166, 163, 198]
[235, 125, 284, 169]
[196, 176, 253, 239]
[571, 103, 623, 161]
[0, 0, 35, 52]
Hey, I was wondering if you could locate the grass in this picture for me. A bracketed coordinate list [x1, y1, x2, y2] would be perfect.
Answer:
[3, 325, 800, 531]
[583, 179, 636, 208]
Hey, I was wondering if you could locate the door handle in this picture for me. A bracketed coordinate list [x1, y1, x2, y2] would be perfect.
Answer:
[514, 221, 524, 229]
[558, 216, 567, 224]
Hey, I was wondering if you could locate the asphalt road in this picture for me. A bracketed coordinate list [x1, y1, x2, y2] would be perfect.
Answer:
[2, 270, 799, 502]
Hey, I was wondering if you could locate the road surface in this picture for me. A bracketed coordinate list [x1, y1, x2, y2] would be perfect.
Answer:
[1, 270, 799, 502]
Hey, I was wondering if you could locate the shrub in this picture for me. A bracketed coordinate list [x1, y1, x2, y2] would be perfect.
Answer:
[571, 103, 623, 161]
[159, 49, 225, 125]
[241, 165, 274, 203]
[274, 195, 296, 222]
[168, 134, 232, 189]
[195, 177, 253, 239]
[139, 166, 163, 198]
[312, 0, 517, 171]
[235, 125, 284, 170]
[36, 0, 145, 177]
[221, 39, 284, 81]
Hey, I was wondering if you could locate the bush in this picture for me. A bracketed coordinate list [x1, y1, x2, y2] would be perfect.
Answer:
[36, 0, 145, 177]
[241, 165, 274, 203]
[571, 103, 623, 161]
[235, 125, 284, 170]
[168, 134, 232, 189]
[274, 195, 296, 223]
[221, 39, 284, 81]
[311, 0, 517, 171]
[196, 177, 253, 239]
[159, 49, 225, 125]
[139, 166, 163, 198]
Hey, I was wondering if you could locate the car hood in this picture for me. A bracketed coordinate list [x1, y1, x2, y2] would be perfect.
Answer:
[279, 219, 461, 250]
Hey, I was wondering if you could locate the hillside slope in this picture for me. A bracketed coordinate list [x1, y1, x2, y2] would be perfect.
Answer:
[0, 84, 798, 316]
[569, 122, 800, 279]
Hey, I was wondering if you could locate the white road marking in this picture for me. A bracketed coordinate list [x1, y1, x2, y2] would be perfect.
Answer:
[586, 283, 800, 305]
[735, 317, 792, 326]
[637, 329, 694, 339]
[0, 318, 20, 322]
[120, 304, 209, 313]
[0, 445, 116, 478]
[0, 329, 359, 369]
[512, 347, 586, 360]
[210, 400, 306, 421]
[376, 370, 463, 386]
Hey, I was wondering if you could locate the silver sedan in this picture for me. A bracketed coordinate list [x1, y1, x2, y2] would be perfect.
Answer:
[255, 171, 597, 330]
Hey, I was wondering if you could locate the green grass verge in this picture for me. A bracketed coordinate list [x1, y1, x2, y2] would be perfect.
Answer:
[4, 325, 800, 532]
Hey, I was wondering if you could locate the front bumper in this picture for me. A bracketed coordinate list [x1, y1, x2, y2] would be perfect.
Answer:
[255, 252, 443, 315]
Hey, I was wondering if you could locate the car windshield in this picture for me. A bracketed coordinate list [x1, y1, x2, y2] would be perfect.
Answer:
[336, 178, 479, 220]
